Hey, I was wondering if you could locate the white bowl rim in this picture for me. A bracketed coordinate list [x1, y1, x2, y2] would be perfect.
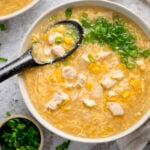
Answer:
[0, 0, 40, 21]
[18, 0, 150, 143]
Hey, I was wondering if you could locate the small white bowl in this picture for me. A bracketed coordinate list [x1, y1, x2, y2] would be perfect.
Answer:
[18, 0, 150, 143]
[0, 115, 44, 150]
[0, 0, 40, 21]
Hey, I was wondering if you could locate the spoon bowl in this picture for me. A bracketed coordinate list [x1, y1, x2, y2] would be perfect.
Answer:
[0, 20, 84, 82]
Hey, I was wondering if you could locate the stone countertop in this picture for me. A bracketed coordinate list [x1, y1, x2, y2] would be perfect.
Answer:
[0, 0, 150, 150]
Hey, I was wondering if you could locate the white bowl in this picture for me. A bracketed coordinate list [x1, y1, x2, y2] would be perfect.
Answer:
[0, 0, 40, 21]
[0, 114, 44, 150]
[18, 0, 150, 143]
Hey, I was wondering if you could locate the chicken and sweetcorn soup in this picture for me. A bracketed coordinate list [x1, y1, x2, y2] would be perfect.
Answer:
[0, 0, 32, 16]
[22, 6, 150, 138]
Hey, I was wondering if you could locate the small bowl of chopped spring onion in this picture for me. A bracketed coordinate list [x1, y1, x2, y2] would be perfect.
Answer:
[0, 115, 44, 150]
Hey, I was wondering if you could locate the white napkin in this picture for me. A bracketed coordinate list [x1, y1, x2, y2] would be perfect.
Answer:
[117, 119, 150, 150]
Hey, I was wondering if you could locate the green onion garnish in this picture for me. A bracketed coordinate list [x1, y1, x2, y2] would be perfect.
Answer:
[56, 140, 71, 150]
[80, 16, 150, 69]
[65, 7, 72, 19]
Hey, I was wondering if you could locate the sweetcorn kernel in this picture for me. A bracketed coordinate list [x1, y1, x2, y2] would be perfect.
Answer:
[104, 93, 108, 99]
[122, 90, 133, 98]
[65, 98, 71, 103]
[49, 75, 55, 82]
[92, 66, 101, 73]
[108, 96, 118, 101]
[100, 64, 108, 72]
[42, 33, 48, 40]
[55, 69, 61, 77]
[54, 69, 64, 83]
[118, 63, 128, 73]
[53, 25, 66, 33]
[63, 37, 74, 45]
[88, 63, 107, 73]
[118, 63, 125, 69]
[55, 121, 63, 128]
[61, 105, 71, 111]
[130, 79, 141, 89]
[85, 82, 93, 90]
[88, 63, 95, 70]
[63, 43, 72, 50]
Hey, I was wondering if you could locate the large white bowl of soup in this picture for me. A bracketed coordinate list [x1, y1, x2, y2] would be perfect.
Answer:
[18, 0, 150, 143]
[0, 0, 40, 21]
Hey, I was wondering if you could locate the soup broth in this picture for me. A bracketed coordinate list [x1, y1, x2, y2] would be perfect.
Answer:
[0, 0, 32, 16]
[22, 6, 150, 138]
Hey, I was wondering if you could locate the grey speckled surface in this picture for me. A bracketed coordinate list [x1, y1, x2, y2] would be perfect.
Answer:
[0, 0, 150, 150]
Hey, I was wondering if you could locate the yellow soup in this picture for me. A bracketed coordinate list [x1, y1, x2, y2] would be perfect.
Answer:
[0, 0, 32, 16]
[22, 6, 150, 138]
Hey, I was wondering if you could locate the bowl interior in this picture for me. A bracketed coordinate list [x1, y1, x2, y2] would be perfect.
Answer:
[18, 0, 150, 143]
[0, 0, 40, 21]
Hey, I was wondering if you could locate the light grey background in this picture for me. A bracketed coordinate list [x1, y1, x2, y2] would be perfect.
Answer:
[0, 0, 150, 149]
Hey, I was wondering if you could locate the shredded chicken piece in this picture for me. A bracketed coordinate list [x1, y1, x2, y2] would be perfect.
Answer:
[107, 102, 124, 116]
[97, 51, 110, 60]
[46, 91, 69, 110]
[93, 85, 103, 98]
[108, 90, 117, 97]
[75, 73, 87, 87]
[111, 70, 124, 80]
[62, 66, 76, 79]
[82, 98, 96, 107]
[44, 46, 51, 55]
[80, 54, 90, 66]
[136, 59, 145, 70]
[101, 76, 117, 89]
[52, 45, 66, 57]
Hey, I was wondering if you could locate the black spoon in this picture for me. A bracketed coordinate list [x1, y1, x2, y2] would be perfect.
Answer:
[0, 20, 84, 82]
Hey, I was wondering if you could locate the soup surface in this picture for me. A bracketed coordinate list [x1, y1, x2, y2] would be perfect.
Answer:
[22, 6, 150, 138]
[0, 0, 32, 16]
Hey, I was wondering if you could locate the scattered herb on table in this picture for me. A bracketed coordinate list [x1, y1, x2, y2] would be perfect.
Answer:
[50, 131, 54, 135]
[0, 57, 8, 62]
[56, 140, 71, 150]
[80, 15, 150, 69]
[0, 24, 6, 31]
[0, 118, 41, 150]
[65, 7, 72, 19]
[6, 112, 11, 117]
[0, 23, 8, 62]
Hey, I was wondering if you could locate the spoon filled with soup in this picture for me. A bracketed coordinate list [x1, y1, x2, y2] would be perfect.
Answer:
[0, 20, 84, 82]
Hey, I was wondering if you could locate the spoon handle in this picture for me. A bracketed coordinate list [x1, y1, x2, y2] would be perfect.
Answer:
[0, 50, 36, 82]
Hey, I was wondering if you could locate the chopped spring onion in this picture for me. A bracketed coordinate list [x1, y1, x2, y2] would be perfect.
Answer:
[0, 57, 8, 62]
[51, 14, 57, 20]
[55, 37, 63, 44]
[0, 118, 41, 150]
[56, 140, 71, 150]
[80, 15, 150, 69]
[65, 7, 72, 19]
[0, 24, 6, 31]
[88, 54, 96, 63]
[6, 112, 11, 117]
